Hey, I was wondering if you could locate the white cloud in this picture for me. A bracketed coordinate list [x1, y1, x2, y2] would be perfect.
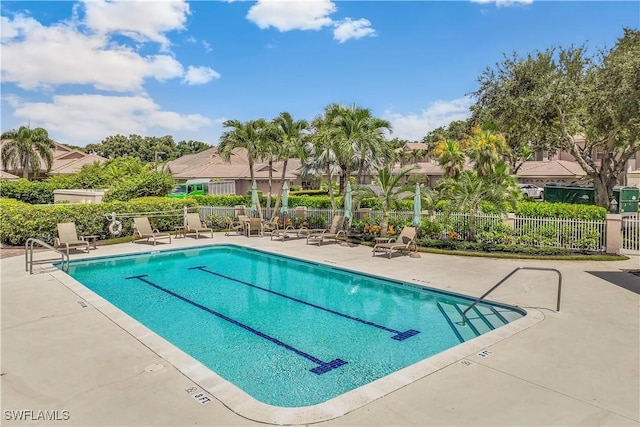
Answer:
[383, 97, 474, 141]
[333, 18, 375, 43]
[82, 0, 190, 48]
[0, 14, 184, 92]
[10, 94, 212, 145]
[470, 0, 534, 6]
[246, 0, 336, 31]
[183, 66, 221, 85]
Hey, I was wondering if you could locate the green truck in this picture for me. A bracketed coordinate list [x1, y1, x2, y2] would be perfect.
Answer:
[168, 179, 236, 198]
[168, 179, 210, 199]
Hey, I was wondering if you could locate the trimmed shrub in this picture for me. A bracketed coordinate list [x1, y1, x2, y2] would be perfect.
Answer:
[0, 197, 197, 246]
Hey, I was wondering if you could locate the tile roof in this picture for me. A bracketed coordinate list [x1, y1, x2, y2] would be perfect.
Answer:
[516, 160, 586, 178]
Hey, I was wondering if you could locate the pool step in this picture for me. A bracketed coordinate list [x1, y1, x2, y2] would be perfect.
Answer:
[437, 301, 511, 343]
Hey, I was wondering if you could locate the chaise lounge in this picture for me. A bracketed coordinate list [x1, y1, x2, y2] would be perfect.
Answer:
[55, 222, 90, 255]
[185, 213, 214, 239]
[372, 226, 417, 258]
[306, 216, 346, 246]
[132, 217, 172, 245]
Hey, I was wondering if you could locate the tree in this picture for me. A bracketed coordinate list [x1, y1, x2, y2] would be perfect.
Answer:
[431, 139, 467, 179]
[472, 28, 640, 207]
[465, 128, 509, 178]
[437, 168, 519, 241]
[1, 126, 55, 179]
[218, 119, 268, 184]
[353, 165, 418, 237]
[270, 112, 309, 219]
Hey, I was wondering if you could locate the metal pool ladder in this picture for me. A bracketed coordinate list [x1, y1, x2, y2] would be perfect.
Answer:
[25, 238, 70, 274]
[460, 267, 562, 326]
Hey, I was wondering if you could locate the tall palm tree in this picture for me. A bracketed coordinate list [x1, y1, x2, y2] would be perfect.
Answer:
[303, 115, 342, 212]
[431, 139, 467, 179]
[353, 165, 418, 237]
[322, 104, 392, 192]
[270, 112, 309, 219]
[218, 119, 268, 184]
[1, 126, 54, 179]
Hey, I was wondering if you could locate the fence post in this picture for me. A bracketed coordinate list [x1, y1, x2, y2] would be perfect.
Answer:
[504, 212, 516, 229]
[605, 214, 622, 254]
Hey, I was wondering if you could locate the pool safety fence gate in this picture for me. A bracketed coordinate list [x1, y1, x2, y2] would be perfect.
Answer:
[621, 216, 640, 255]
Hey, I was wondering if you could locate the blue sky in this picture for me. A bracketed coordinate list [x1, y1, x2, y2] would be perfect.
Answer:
[1, 1, 638, 147]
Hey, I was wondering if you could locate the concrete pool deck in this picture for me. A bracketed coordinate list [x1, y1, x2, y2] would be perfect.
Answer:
[1, 234, 638, 426]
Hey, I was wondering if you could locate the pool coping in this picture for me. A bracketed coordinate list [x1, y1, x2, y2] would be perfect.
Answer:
[49, 244, 545, 425]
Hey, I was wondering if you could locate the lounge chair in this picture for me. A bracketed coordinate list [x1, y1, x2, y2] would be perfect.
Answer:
[132, 217, 172, 245]
[245, 218, 264, 237]
[262, 217, 280, 234]
[306, 216, 346, 246]
[185, 213, 214, 239]
[54, 222, 90, 255]
[270, 225, 311, 241]
[225, 214, 249, 236]
[372, 226, 418, 258]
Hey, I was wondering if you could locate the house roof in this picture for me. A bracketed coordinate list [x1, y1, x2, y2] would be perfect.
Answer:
[403, 142, 429, 151]
[0, 170, 20, 180]
[516, 160, 586, 178]
[167, 147, 301, 181]
[0, 139, 107, 176]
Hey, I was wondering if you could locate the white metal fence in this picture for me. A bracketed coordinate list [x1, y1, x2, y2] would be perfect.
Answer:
[621, 216, 640, 255]
[198, 206, 629, 253]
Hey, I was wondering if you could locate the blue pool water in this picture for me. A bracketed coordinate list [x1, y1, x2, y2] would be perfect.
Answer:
[62, 244, 525, 407]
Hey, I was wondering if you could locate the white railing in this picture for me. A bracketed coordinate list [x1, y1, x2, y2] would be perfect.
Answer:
[621, 216, 640, 255]
[513, 216, 606, 251]
[198, 205, 611, 252]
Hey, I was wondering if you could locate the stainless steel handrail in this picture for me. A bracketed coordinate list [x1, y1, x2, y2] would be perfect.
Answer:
[25, 238, 69, 274]
[460, 267, 562, 326]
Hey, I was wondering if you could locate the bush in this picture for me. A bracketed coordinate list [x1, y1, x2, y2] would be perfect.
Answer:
[0, 179, 60, 204]
[0, 197, 197, 246]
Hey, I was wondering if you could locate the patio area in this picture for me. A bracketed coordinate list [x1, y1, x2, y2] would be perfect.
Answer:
[1, 234, 638, 426]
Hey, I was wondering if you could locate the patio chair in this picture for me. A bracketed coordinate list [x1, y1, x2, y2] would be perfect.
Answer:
[245, 218, 264, 237]
[225, 214, 249, 236]
[306, 216, 346, 246]
[185, 213, 214, 239]
[54, 222, 90, 255]
[372, 226, 418, 259]
[262, 217, 280, 234]
[132, 217, 172, 246]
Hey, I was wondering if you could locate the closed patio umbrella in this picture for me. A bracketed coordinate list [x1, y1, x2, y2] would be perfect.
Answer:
[250, 181, 259, 217]
[280, 182, 289, 214]
[344, 182, 352, 223]
[412, 183, 422, 227]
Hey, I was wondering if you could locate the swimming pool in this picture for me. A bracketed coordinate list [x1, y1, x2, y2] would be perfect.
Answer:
[59, 244, 529, 419]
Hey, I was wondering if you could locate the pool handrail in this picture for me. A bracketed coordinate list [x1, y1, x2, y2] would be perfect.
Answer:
[460, 266, 562, 326]
[25, 237, 70, 274]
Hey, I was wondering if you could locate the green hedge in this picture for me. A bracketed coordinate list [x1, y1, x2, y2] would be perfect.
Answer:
[0, 197, 198, 246]
[0, 179, 61, 204]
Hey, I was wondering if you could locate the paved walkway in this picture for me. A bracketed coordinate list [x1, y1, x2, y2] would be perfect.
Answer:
[2, 234, 638, 426]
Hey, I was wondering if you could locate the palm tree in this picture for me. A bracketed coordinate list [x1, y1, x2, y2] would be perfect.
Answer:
[322, 104, 392, 192]
[353, 165, 418, 237]
[302, 115, 342, 212]
[1, 126, 55, 179]
[270, 112, 309, 219]
[431, 139, 467, 179]
[466, 128, 509, 178]
[437, 166, 518, 241]
[218, 119, 268, 184]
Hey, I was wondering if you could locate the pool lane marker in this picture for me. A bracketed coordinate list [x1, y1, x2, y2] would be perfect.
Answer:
[125, 274, 347, 375]
[189, 265, 420, 341]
